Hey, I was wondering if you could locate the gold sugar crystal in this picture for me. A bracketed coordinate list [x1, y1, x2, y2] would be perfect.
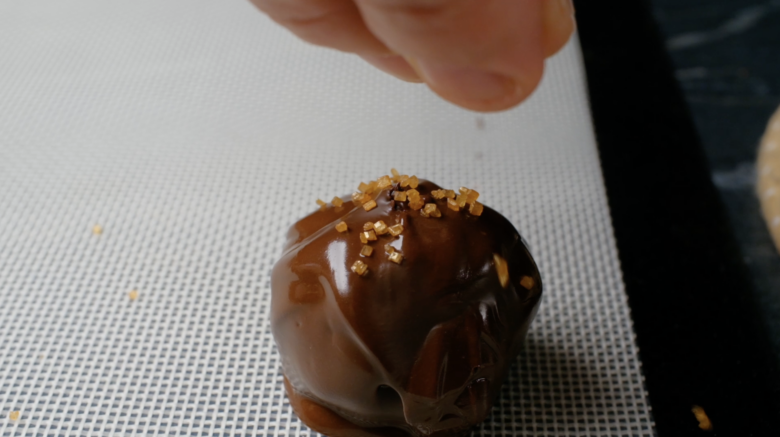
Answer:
[358, 182, 371, 193]
[399, 175, 410, 187]
[423, 203, 441, 218]
[394, 191, 407, 202]
[335, 221, 348, 232]
[331, 197, 344, 207]
[360, 230, 377, 243]
[388, 252, 404, 264]
[374, 220, 389, 235]
[447, 198, 460, 211]
[316, 199, 327, 209]
[129, 290, 139, 301]
[8, 411, 20, 421]
[360, 245, 374, 257]
[431, 190, 446, 200]
[92, 224, 103, 235]
[362, 199, 377, 211]
[691, 406, 712, 431]
[493, 254, 509, 288]
[469, 202, 484, 216]
[445, 190, 456, 199]
[520, 276, 535, 290]
[409, 199, 424, 210]
[408, 176, 419, 189]
[384, 243, 395, 253]
[363, 222, 375, 231]
[391, 168, 400, 181]
[377, 175, 392, 189]
[455, 194, 468, 208]
[388, 224, 404, 237]
[459, 187, 479, 203]
[351, 260, 369, 276]
[406, 189, 420, 200]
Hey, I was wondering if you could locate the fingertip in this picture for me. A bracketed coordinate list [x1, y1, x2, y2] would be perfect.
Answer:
[422, 74, 539, 113]
[413, 57, 544, 113]
[426, 85, 526, 113]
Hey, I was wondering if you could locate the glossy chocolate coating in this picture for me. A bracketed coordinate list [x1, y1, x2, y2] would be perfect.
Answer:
[271, 180, 542, 437]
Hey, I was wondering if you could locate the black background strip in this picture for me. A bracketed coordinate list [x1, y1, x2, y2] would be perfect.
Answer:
[574, 0, 780, 435]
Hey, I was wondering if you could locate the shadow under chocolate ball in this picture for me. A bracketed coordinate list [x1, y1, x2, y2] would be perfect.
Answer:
[271, 178, 542, 437]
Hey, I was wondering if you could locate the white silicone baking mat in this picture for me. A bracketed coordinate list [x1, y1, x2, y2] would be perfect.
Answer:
[0, 0, 654, 435]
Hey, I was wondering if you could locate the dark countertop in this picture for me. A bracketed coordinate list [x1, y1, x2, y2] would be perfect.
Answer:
[650, 0, 780, 361]
[575, 1, 780, 433]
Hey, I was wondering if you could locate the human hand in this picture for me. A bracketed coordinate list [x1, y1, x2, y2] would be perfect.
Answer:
[249, 0, 575, 112]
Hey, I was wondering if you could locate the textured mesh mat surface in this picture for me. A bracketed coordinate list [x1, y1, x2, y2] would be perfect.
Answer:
[0, 1, 654, 435]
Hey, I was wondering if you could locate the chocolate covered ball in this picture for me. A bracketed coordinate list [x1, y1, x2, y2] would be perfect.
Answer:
[271, 175, 542, 437]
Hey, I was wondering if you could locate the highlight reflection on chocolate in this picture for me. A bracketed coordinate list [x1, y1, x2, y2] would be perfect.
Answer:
[271, 177, 542, 437]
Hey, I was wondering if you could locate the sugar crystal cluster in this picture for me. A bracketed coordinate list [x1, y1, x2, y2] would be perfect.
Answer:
[315, 170, 488, 277]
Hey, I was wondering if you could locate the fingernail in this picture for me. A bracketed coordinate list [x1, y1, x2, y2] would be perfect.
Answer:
[415, 61, 518, 103]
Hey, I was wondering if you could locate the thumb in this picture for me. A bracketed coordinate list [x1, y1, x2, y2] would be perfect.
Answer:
[355, 0, 570, 112]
